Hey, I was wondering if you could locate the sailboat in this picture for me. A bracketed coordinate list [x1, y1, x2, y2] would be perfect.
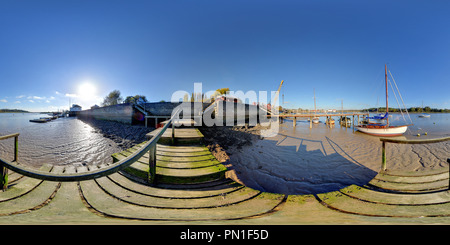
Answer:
[355, 64, 411, 136]
[419, 101, 431, 118]
[312, 89, 320, 123]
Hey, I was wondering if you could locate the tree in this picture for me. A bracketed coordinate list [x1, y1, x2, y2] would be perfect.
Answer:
[124, 95, 147, 104]
[102, 90, 123, 106]
[216, 88, 230, 95]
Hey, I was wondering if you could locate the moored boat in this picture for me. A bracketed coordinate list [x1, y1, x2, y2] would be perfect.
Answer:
[355, 64, 411, 137]
[355, 124, 408, 136]
[30, 118, 49, 123]
[339, 117, 352, 127]
[325, 117, 335, 125]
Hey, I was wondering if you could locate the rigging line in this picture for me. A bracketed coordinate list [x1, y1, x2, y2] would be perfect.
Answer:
[388, 70, 413, 124]
[387, 77, 407, 123]
[370, 68, 385, 108]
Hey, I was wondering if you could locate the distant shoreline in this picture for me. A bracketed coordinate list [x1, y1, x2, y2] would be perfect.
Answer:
[0, 109, 29, 113]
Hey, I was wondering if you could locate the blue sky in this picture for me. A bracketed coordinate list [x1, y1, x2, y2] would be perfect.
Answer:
[1, 0, 449, 112]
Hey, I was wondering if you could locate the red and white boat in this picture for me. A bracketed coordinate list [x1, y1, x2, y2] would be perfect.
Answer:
[355, 64, 411, 137]
[355, 123, 408, 136]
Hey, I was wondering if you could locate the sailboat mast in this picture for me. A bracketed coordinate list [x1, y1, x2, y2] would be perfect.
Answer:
[385, 64, 389, 126]
[314, 88, 316, 116]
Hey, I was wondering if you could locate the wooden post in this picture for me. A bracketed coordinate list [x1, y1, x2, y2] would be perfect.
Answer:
[14, 135, 18, 162]
[447, 158, 450, 190]
[293, 117, 296, 127]
[148, 145, 157, 186]
[309, 116, 312, 128]
[171, 121, 175, 145]
[0, 164, 7, 191]
[381, 141, 387, 171]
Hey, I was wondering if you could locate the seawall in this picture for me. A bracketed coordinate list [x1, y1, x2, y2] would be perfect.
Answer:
[78, 103, 137, 125]
[77, 102, 211, 125]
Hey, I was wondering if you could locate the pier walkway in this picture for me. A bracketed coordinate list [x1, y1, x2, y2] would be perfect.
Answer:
[0, 127, 449, 224]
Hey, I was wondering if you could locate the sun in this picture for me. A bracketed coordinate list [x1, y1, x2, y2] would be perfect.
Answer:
[77, 82, 97, 100]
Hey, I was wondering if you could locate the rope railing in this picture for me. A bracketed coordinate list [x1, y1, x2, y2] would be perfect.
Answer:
[0, 107, 182, 185]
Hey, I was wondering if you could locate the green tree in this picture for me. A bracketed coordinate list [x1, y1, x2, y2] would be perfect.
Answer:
[102, 90, 123, 106]
[124, 95, 148, 104]
[216, 88, 230, 95]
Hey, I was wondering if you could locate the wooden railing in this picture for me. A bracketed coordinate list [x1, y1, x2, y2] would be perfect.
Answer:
[0, 133, 19, 190]
[380, 136, 450, 171]
[380, 136, 450, 188]
[0, 107, 182, 186]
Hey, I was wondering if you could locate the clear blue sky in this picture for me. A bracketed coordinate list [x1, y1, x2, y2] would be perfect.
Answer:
[1, 0, 449, 112]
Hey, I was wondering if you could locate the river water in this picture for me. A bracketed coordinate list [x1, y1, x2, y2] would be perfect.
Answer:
[230, 113, 450, 194]
[0, 113, 131, 168]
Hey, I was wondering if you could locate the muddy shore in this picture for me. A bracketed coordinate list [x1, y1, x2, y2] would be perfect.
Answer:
[79, 117, 154, 151]
[199, 123, 449, 195]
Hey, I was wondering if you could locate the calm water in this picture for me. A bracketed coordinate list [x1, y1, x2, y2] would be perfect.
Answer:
[0, 113, 123, 168]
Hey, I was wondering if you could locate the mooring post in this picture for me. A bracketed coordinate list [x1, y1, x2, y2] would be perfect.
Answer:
[309, 116, 312, 128]
[381, 141, 387, 171]
[447, 158, 450, 190]
[14, 135, 18, 162]
[293, 117, 296, 127]
[148, 144, 157, 186]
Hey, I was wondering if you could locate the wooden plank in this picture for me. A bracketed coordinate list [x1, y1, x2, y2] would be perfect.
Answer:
[80, 179, 285, 221]
[341, 185, 450, 205]
[318, 190, 450, 217]
[374, 171, 449, 184]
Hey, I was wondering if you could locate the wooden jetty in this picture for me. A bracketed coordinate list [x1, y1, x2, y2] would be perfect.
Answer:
[276, 112, 370, 128]
[0, 121, 449, 223]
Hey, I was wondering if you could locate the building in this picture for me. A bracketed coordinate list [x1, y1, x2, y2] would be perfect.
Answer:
[68, 104, 82, 117]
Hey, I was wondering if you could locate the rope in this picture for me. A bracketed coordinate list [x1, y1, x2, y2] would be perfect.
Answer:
[387, 77, 407, 123]
[388, 70, 413, 124]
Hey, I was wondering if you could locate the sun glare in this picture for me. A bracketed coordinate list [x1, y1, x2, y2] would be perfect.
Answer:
[77, 82, 97, 99]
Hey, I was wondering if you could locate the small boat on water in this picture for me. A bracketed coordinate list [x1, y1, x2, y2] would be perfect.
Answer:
[310, 89, 320, 124]
[364, 113, 388, 124]
[325, 118, 335, 125]
[30, 118, 50, 123]
[339, 117, 352, 127]
[418, 101, 431, 118]
[355, 64, 411, 137]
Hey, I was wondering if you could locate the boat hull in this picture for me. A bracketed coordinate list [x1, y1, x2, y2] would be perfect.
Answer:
[355, 125, 408, 136]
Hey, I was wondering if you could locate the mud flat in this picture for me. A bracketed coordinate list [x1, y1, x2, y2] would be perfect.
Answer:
[200, 122, 449, 195]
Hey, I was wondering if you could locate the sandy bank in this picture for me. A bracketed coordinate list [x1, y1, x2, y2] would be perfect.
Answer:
[200, 123, 449, 195]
